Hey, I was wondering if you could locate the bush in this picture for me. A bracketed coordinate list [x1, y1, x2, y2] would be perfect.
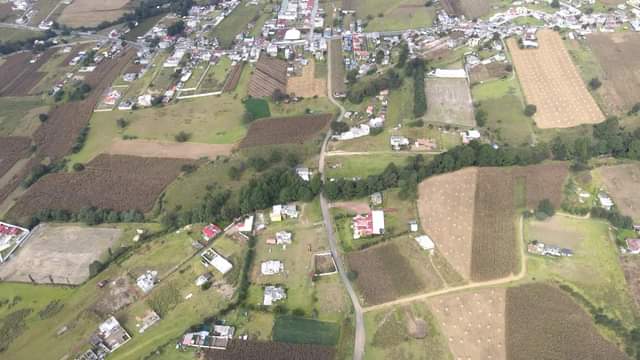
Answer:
[244, 97, 271, 119]
[38, 113, 48, 122]
[174, 131, 191, 142]
[589, 77, 602, 90]
[72, 163, 85, 172]
[180, 164, 197, 174]
[116, 118, 128, 128]
[537, 199, 555, 217]
[330, 121, 349, 134]
[475, 109, 488, 127]
[524, 104, 537, 117]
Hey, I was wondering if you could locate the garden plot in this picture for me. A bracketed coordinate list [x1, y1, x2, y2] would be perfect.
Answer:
[508, 30, 604, 128]
[424, 77, 475, 127]
[0, 223, 121, 284]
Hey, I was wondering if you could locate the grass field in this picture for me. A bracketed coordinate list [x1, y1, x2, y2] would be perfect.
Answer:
[0, 96, 47, 137]
[212, 1, 261, 48]
[272, 316, 340, 346]
[0, 28, 44, 42]
[325, 153, 414, 179]
[364, 302, 452, 359]
[356, 0, 436, 32]
[525, 216, 637, 327]
[199, 57, 232, 92]
[595, 163, 640, 222]
[124, 14, 165, 41]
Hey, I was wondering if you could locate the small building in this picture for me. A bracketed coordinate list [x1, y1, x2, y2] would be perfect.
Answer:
[270, 205, 283, 222]
[181, 325, 235, 350]
[409, 220, 419, 233]
[295, 166, 312, 181]
[353, 210, 385, 239]
[136, 310, 160, 333]
[201, 249, 233, 274]
[270, 204, 299, 222]
[370, 192, 383, 206]
[235, 215, 254, 233]
[136, 271, 157, 293]
[598, 192, 614, 211]
[94, 316, 131, 353]
[275, 231, 292, 245]
[627, 239, 640, 255]
[202, 224, 222, 241]
[263, 285, 286, 305]
[261, 260, 284, 275]
[415, 235, 435, 252]
[390, 135, 410, 150]
[195, 272, 213, 286]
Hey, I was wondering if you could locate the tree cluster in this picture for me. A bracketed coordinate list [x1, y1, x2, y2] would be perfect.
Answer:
[29, 207, 144, 228]
[346, 69, 402, 104]
[406, 58, 427, 118]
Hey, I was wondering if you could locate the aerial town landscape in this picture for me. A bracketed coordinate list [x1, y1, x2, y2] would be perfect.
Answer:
[3, 0, 640, 359]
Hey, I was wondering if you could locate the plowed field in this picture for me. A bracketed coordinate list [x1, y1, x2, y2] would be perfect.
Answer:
[239, 114, 331, 148]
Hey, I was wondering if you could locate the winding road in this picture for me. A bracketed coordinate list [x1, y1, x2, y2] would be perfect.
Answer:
[321, 40, 366, 360]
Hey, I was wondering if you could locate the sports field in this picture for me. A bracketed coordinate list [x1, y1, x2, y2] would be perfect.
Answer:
[508, 30, 604, 128]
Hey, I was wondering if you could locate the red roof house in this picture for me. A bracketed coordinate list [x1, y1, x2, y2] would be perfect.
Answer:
[202, 224, 222, 241]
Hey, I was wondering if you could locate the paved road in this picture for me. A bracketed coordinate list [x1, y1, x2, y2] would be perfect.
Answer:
[363, 215, 528, 313]
[320, 41, 365, 360]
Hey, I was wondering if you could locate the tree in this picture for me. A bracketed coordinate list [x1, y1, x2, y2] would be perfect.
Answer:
[375, 50, 384, 64]
[38, 113, 48, 122]
[271, 89, 288, 102]
[524, 104, 537, 117]
[242, 111, 256, 125]
[346, 69, 358, 84]
[589, 77, 602, 90]
[475, 108, 488, 127]
[174, 131, 191, 142]
[330, 120, 349, 134]
[537, 199, 555, 218]
[550, 0, 560, 8]
[116, 118, 128, 128]
[167, 20, 185, 36]
[72, 163, 85, 172]
[228, 166, 241, 180]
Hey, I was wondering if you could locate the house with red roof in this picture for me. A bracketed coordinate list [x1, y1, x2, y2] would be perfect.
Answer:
[202, 224, 222, 241]
[353, 210, 385, 239]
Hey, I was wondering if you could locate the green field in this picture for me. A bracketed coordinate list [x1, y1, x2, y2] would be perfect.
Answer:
[244, 97, 271, 119]
[525, 216, 637, 328]
[358, 0, 436, 32]
[199, 56, 232, 92]
[0, 96, 47, 136]
[124, 14, 165, 41]
[0, 29, 44, 43]
[325, 153, 414, 179]
[272, 315, 340, 346]
[211, 1, 262, 48]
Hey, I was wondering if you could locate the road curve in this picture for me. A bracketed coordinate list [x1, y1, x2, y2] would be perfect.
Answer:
[321, 39, 366, 360]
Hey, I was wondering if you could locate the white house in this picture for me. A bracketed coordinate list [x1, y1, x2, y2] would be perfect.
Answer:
[415, 235, 435, 252]
[261, 260, 284, 275]
[201, 249, 233, 274]
[263, 286, 286, 305]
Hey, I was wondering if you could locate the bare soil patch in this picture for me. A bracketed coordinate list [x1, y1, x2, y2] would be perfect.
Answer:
[441, 0, 489, 19]
[287, 59, 326, 98]
[597, 163, 640, 222]
[424, 77, 475, 127]
[469, 62, 511, 83]
[203, 340, 335, 360]
[528, 216, 585, 249]
[58, 0, 132, 27]
[428, 287, 506, 359]
[512, 162, 568, 208]
[10, 154, 190, 218]
[0, 223, 121, 284]
[107, 139, 233, 160]
[223, 62, 244, 93]
[330, 201, 370, 214]
[508, 30, 604, 128]
[239, 114, 331, 148]
[91, 274, 138, 316]
[418, 167, 478, 279]
[506, 283, 628, 360]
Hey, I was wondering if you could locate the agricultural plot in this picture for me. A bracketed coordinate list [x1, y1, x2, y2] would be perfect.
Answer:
[351, 0, 436, 32]
[287, 59, 327, 98]
[272, 316, 340, 346]
[212, 1, 262, 49]
[239, 114, 332, 148]
[329, 39, 346, 95]
[0, 48, 56, 97]
[365, 302, 452, 360]
[58, 0, 132, 27]
[596, 164, 640, 222]
[441, 0, 490, 19]
[469, 62, 511, 83]
[0, 223, 121, 284]
[586, 32, 640, 114]
[0, 96, 47, 137]
[428, 287, 506, 360]
[346, 240, 438, 305]
[508, 30, 604, 128]
[10, 154, 190, 219]
[203, 340, 336, 360]
[424, 77, 475, 127]
[106, 139, 233, 160]
[248, 56, 287, 98]
[223, 62, 244, 92]
[620, 256, 640, 309]
[0, 137, 31, 175]
[526, 216, 636, 325]
[506, 283, 628, 360]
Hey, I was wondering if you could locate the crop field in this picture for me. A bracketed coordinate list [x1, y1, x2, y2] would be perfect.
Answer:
[0, 28, 43, 43]
[513, 162, 569, 208]
[239, 114, 331, 148]
[351, 0, 436, 32]
[346, 241, 433, 305]
[507, 30, 604, 128]
[287, 59, 327, 98]
[365, 302, 452, 360]
[428, 287, 506, 359]
[469, 62, 511, 83]
[0, 96, 47, 137]
[58, 0, 132, 27]
[620, 256, 640, 309]
[212, 1, 261, 49]
[586, 32, 640, 114]
[223, 62, 244, 92]
[10, 154, 190, 219]
[526, 216, 636, 325]
[106, 139, 233, 160]
[0, 48, 56, 97]
[272, 316, 340, 346]
[0, 223, 121, 284]
[417, 167, 478, 280]
[506, 283, 628, 360]
[248, 56, 287, 98]
[441, 0, 490, 19]
[203, 340, 336, 360]
[329, 39, 346, 95]
[424, 78, 475, 127]
[0, 137, 31, 175]
[34, 48, 136, 160]
[470, 168, 517, 281]
[596, 164, 640, 222]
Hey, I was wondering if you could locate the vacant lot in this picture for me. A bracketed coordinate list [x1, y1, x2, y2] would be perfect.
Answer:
[471, 168, 517, 281]
[203, 340, 335, 360]
[288, 59, 326, 98]
[58, 0, 131, 27]
[506, 283, 628, 360]
[529, 216, 585, 249]
[0, 223, 121, 284]
[106, 139, 233, 159]
[10, 154, 189, 218]
[239, 114, 331, 148]
[347, 241, 430, 305]
[441, 0, 490, 19]
[469, 62, 511, 83]
[587, 32, 640, 114]
[272, 316, 339, 346]
[211, 1, 261, 48]
[429, 287, 506, 360]
[597, 164, 640, 222]
[620, 256, 640, 309]
[424, 77, 475, 127]
[508, 30, 604, 128]
[418, 167, 478, 279]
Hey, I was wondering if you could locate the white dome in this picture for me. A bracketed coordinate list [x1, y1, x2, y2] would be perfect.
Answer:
[284, 28, 301, 40]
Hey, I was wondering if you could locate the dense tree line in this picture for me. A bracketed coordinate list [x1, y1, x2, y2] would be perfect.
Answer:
[406, 58, 427, 118]
[346, 69, 402, 104]
[28, 207, 144, 228]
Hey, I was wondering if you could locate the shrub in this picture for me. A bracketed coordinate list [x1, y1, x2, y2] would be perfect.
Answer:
[38, 113, 48, 122]
[589, 77, 602, 90]
[524, 104, 537, 117]
[174, 131, 191, 142]
[72, 163, 85, 172]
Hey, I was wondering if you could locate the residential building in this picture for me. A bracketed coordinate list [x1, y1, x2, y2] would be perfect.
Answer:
[353, 210, 385, 239]
[627, 238, 640, 254]
[94, 316, 131, 353]
[261, 260, 284, 275]
[390, 135, 410, 150]
[181, 325, 235, 350]
[201, 249, 233, 274]
[136, 270, 158, 293]
[263, 285, 286, 305]
[598, 192, 614, 210]
[136, 310, 160, 333]
[0, 222, 30, 263]
[275, 231, 293, 245]
[415, 235, 435, 252]
[202, 224, 222, 241]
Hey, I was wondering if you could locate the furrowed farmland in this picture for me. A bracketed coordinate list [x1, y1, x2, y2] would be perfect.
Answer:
[203, 340, 336, 360]
[9, 154, 191, 219]
[508, 30, 604, 128]
[0, 137, 31, 175]
[239, 114, 332, 148]
[0, 48, 55, 97]
[505, 283, 628, 360]
[586, 32, 640, 114]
